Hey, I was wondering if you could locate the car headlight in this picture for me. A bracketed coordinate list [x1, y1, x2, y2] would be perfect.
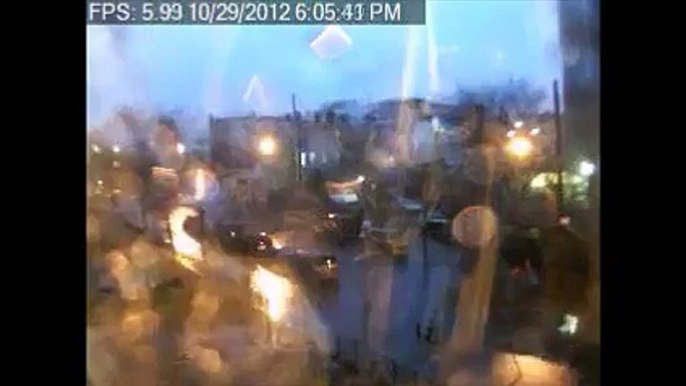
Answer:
[558, 314, 579, 335]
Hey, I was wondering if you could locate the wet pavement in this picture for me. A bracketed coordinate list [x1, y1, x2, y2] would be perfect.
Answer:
[316, 234, 461, 380]
[87, 208, 581, 386]
[312, 233, 581, 386]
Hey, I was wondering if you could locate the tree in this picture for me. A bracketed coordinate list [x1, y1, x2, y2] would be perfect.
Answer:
[454, 79, 547, 118]
[319, 100, 365, 119]
[325, 110, 336, 126]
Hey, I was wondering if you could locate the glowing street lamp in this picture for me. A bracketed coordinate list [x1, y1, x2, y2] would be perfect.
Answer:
[258, 136, 277, 156]
[514, 121, 524, 129]
[112, 145, 121, 154]
[530, 127, 541, 136]
[579, 160, 596, 177]
[505, 136, 534, 159]
[176, 143, 186, 155]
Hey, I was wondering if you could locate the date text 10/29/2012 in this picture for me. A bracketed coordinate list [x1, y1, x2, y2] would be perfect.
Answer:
[86, 1, 426, 25]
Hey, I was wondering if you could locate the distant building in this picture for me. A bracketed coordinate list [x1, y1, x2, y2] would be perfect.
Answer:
[209, 116, 259, 171]
[301, 122, 341, 170]
[210, 115, 297, 191]
[367, 99, 461, 123]
[164, 109, 210, 154]
[318, 100, 369, 125]
[365, 121, 399, 169]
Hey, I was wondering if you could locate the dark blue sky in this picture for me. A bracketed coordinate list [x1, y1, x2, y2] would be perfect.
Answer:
[87, 0, 561, 128]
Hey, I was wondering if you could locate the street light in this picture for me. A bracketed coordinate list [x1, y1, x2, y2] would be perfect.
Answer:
[176, 143, 186, 155]
[514, 121, 524, 129]
[112, 145, 121, 154]
[505, 136, 534, 159]
[530, 127, 541, 136]
[258, 136, 277, 156]
[579, 160, 596, 177]
[558, 314, 579, 335]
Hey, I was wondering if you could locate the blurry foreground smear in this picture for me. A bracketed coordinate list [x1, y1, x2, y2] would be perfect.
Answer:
[169, 206, 203, 274]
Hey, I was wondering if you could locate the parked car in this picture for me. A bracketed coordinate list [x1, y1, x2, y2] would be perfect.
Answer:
[315, 209, 363, 244]
[217, 223, 279, 257]
[277, 248, 339, 292]
[311, 255, 338, 283]
[422, 209, 453, 245]
[319, 177, 365, 243]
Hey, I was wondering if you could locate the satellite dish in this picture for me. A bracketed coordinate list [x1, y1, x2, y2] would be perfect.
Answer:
[452, 206, 498, 248]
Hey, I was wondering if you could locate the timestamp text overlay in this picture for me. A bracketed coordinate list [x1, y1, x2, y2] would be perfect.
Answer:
[86, 0, 426, 25]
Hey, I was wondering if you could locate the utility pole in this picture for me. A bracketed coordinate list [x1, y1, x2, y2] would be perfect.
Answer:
[421, 209, 429, 289]
[444, 105, 500, 365]
[292, 93, 303, 183]
[422, 118, 442, 288]
[553, 80, 565, 220]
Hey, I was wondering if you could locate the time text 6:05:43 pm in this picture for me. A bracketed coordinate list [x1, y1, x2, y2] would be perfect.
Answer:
[86, 1, 425, 25]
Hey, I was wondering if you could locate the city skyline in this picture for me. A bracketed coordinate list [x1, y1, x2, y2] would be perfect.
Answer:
[87, 0, 561, 131]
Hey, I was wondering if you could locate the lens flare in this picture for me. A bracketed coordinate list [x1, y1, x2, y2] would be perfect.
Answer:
[169, 206, 203, 273]
[194, 169, 206, 201]
[250, 265, 293, 322]
[426, 3, 440, 97]
[309, 25, 353, 60]
[505, 137, 533, 158]
[242, 75, 269, 113]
